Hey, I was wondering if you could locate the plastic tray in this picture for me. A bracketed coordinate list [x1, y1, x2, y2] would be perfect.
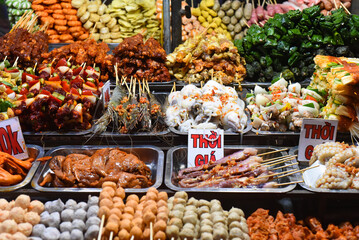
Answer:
[0, 145, 44, 192]
[165, 145, 299, 193]
[32, 145, 164, 193]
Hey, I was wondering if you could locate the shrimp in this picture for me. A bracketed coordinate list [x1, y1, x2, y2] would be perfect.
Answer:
[184, 23, 193, 33]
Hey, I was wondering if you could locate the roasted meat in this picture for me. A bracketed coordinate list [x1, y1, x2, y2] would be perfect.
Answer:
[42, 148, 152, 188]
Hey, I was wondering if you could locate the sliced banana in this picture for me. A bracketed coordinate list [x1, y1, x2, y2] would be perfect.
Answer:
[110, 31, 121, 39]
[100, 33, 111, 39]
[100, 14, 111, 24]
[77, 4, 87, 17]
[87, 3, 98, 13]
[80, 11, 90, 23]
[89, 13, 100, 22]
[83, 20, 94, 29]
[106, 18, 116, 29]
[100, 27, 109, 34]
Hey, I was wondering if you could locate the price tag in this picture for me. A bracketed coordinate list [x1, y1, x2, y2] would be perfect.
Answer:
[298, 118, 338, 162]
[188, 129, 224, 168]
[101, 80, 111, 108]
[0, 117, 28, 159]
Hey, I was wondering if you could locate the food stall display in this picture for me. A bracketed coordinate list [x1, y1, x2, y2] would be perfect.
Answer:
[165, 80, 248, 133]
[181, 1, 205, 41]
[246, 78, 322, 132]
[166, 32, 246, 85]
[236, 6, 359, 83]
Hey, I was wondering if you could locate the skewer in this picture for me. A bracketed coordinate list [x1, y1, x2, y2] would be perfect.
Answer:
[262, 155, 297, 165]
[109, 231, 114, 240]
[264, 157, 295, 167]
[12, 56, 19, 67]
[274, 165, 319, 179]
[150, 222, 153, 240]
[340, 2, 351, 14]
[275, 180, 303, 187]
[257, 148, 288, 157]
[333, 0, 338, 9]
[130, 236, 134, 240]
[262, 154, 294, 163]
[270, 162, 298, 171]
[97, 215, 105, 240]
[33, 62, 37, 72]
[256, 168, 298, 179]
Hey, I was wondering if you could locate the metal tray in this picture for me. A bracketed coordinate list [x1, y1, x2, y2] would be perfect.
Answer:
[165, 145, 299, 193]
[32, 145, 164, 193]
[241, 79, 311, 88]
[0, 145, 44, 192]
[251, 128, 300, 136]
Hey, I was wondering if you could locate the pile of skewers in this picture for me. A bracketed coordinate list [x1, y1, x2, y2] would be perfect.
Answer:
[176, 148, 314, 189]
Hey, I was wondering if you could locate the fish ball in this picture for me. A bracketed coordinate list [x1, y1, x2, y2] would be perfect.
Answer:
[72, 219, 86, 231]
[228, 212, 241, 223]
[0, 233, 12, 240]
[41, 227, 61, 240]
[48, 212, 60, 228]
[139, 196, 146, 203]
[154, 230, 166, 240]
[157, 206, 168, 214]
[212, 214, 226, 224]
[87, 196, 99, 206]
[229, 221, 241, 229]
[105, 221, 119, 234]
[133, 210, 142, 219]
[108, 214, 120, 223]
[99, 191, 112, 201]
[200, 213, 211, 221]
[130, 226, 142, 240]
[0, 199, 8, 210]
[174, 191, 188, 201]
[229, 207, 244, 217]
[168, 196, 174, 203]
[102, 186, 115, 197]
[25, 211, 41, 225]
[6, 201, 14, 210]
[166, 225, 179, 238]
[179, 227, 194, 238]
[109, 208, 121, 218]
[65, 199, 77, 210]
[15, 195, 31, 209]
[132, 218, 143, 228]
[76, 202, 88, 211]
[187, 197, 198, 206]
[60, 221, 72, 232]
[157, 200, 167, 208]
[145, 192, 157, 201]
[201, 224, 213, 233]
[117, 229, 130, 240]
[115, 188, 125, 199]
[18, 222, 33, 236]
[85, 216, 100, 229]
[12, 232, 27, 240]
[144, 204, 157, 215]
[9, 207, 25, 223]
[147, 187, 158, 195]
[0, 210, 9, 222]
[183, 214, 198, 225]
[198, 206, 210, 215]
[201, 232, 214, 240]
[239, 220, 248, 233]
[157, 192, 168, 202]
[125, 200, 138, 209]
[59, 231, 71, 240]
[84, 224, 99, 239]
[126, 194, 139, 203]
[99, 198, 113, 209]
[73, 209, 86, 222]
[198, 199, 210, 207]
[230, 227, 244, 238]
[87, 205, 99, 218]
[185, 205, 197, 212]
[183, 223, 195, 230]
[52, 199, 65, 212]
[201, 218, 213, 226]
[71, 229, 84, 240]
[40, 211, 51, 226]
[102, 181, 117, 189]
[173, 204, 185, 212]
[121, 213, 133, 221]
[213, 228, 228, 240]
[61, 209, 74, 222]
[0, 219, 17, 233]
[173, 198, 186, 205]
[143, 212, 155, 224]
[153, 219, 166, 232]
[32, 224, 46, 237]
[29, 200, 45, 215]
[210, 204, 223, 212]
[120, 219, 131, 231]
[169, 210, 183, 219]
[143, 227, 150, 239]
[123, 206, 134, 215]
[156, 211, 168, 222]
[214, 222, 227, 230]
[169, 217, 182, 228]
[143, 200, 156, 208]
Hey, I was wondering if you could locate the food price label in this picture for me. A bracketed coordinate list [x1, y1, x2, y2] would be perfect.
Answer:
[298, 118, 338, 162]
[0, 117, 28, 159]
[187, 129, 224, 168]
[102, 80, 111, 108]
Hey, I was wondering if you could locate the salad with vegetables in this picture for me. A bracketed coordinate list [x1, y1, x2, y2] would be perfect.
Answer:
[246, 77, 324, 132]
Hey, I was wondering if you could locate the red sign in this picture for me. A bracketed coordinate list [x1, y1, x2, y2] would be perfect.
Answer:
[0, 117, 28, 159]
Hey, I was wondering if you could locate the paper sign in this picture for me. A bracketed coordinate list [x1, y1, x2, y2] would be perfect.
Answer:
[0, 117, 28, 159]
[298, 118, 338, 162]
[188, 129, 224, 168]
[102, 80, 111, 108]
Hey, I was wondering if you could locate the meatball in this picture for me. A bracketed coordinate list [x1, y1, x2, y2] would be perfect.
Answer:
[84, 224, 99, 239]
[18, 222, 33, 236]
[9, 207, 25, 223]
[71, 229, 84, 240]
[6, 201, 14, 211]
[59, 231, 71, 240]
[0, 233, 12, 240]
[87, 205, 99, 219]
[31, 224, 46, 237]
[41, 227, 61, 240]
[73, 209, 86, 222]
[85, 216, 101, 229]
[65, 199, 77, 210]
[102, 181, 117, 189]
[72, 219, 86, 232]
[15, 195, 31, 209]
[126, 195, 139, 203]
[0, 210, 9, 222]
[60, 221, 72, 232]
[87, 196, 99, 206]
[0, 219, 17, 233]
[29, 200, 45, 215]
[0, 199, 8, 210]
[12, 232, 28, 240]
[48, 212, 60, 228]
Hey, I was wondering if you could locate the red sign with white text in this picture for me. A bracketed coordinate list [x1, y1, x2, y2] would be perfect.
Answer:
[0, 117, 28, 159]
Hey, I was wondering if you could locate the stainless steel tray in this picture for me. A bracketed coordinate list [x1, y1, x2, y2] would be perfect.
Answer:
[165, 145, 299, 193]
[251, 129, 300, 136]
[32, 145, 164, 193]
[0, 145, 44, 192]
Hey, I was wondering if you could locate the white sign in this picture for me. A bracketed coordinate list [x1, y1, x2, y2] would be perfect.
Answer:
[187, 129, 224, 168]
[298, 118, 338, 162]
[0, 117, 28, 159]
[102, 80, 111, 108]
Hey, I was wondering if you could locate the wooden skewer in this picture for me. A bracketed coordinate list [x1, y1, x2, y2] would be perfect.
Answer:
[340, 2, 351, 14]
[270, 162, 298, 171]
[275, 180, 303, 187]
[130, 236, 134, 240]
[274, 165, 319, 180]
[256, 168, 298, 179]
[333, 0, 338, 9]
[109, 231, 114, 240]
[262, 154, 295, 163]
[97, 215, 105, 240]
[257, 148, 289, 157]
[264, 157, 295, 167]
[262, 155, 296, 165]
[150, 222, 153, 240]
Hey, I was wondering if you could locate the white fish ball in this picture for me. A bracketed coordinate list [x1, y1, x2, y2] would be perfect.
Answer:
[86, 205, 99, 218]
[71, 229, 84, 240]
[59, 231, 71, 240]
[31, 224, 46, 237]
[73, 209, 86, 221]
[41, 227, 60, 240]
[61, 209, 74, 222]
[72, 219, 85, 232]
[60, 221, 72, 232]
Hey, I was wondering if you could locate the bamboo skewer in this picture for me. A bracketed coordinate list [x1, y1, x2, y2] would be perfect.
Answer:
[256, 168, 298, 179]
[150, 222, 153, 240]
[270, 162, 298, 171]
[262, 154, 295, 163]
[274, 165, 319, 179]
[340, 2, 351, 14]
[264, 157, 295, 167]
[97, 215, 105, 240]
[109, 231, 114, 240]
[130, 236, 134, 240]
[258, 148, 288, 157]
[275, 180, 303, 187]
[262, 155, 296, 165]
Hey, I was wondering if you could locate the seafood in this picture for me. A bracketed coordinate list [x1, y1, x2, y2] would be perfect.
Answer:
[166, 80, 247, 133]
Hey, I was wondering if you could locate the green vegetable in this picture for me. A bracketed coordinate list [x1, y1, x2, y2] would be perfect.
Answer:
[0, 100, 13, 112]
[303, 103, 315, 108]
[246, 93, 254, 98]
